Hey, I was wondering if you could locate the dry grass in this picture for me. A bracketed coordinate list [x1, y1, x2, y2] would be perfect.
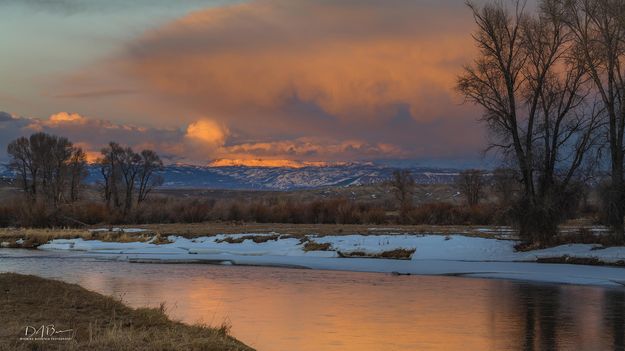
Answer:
[0, 228, 156, 249]
[0, 273, 253, 351]
[130, 223, 515, 239]
[515, 227, 622, 251]
[150, 234, 173, 245]
[535, 256, 625, 267]
[302, 241, 333, 252]
[337, 248, 416, 260]
[215, 234, 281, 244]
[0, 228, 92, 248]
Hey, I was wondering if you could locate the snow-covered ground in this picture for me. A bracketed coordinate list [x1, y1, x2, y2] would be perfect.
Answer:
[36, 233, 625, 287]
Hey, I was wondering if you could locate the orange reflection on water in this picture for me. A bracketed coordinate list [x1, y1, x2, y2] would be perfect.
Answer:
[73, 265, 624, 351]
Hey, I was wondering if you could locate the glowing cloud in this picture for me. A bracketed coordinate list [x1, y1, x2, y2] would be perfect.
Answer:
[49, 112, 86, 124]
[185, 119, 228, 147]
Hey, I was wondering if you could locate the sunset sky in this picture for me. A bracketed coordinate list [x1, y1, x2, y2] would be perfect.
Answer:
[0, 0, 501, 167]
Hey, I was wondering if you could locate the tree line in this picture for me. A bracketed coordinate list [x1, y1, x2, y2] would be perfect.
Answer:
[6, 133, 163, 224]
[8, 133, 87, 207]
[457, 0, 625, 245]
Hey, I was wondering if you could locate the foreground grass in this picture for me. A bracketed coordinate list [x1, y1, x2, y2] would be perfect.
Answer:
[0, 273, 253, 351]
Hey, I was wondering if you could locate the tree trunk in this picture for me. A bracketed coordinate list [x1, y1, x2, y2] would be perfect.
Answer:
[608, 159, 625, 241]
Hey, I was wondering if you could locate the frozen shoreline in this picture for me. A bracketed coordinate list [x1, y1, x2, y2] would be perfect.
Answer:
[32, 233, 625, 287]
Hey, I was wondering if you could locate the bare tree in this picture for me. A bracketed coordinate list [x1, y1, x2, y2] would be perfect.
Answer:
[7, 133, 87, 207]
[137, 150, 164, 205]
[558, 0, 625, 239]
[98, 142, 124, 210]
[457, 1, 600, 243]
[118, 147, 142, 214]
[98, 143, 164, 213]
[457, 169, 485, 206]
[7, 137, 34, 196]
[390, 170, 415, 223]
[68, 148, 87, 202]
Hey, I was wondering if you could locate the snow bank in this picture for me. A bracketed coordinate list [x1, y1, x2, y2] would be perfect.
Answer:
[36, 233, 625, 287]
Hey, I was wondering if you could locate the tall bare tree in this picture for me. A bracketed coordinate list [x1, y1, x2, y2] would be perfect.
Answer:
[137, 150, 164, 205]
[557, 0, 625, 239]
[7, 137, 34, 196]
[98, 143, 164, 214]
[68, 148, 87, 202]
[7, 132, 87, 207]
[119, 147, 142, 213]
[98, 142, 124, 210]
[457, 1, 600, 243]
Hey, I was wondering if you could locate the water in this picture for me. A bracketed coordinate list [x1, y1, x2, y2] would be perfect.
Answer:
[1, 249, 624, 351]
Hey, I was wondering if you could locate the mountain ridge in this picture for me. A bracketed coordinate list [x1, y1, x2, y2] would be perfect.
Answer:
[1, 163, 461, 191]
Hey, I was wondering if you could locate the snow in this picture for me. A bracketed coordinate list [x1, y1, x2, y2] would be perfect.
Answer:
[36, 233, 625, 287]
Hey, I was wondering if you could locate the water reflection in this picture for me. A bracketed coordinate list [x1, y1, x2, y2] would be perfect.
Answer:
[1, 252, 624, 350]
[605, 290, 625, 351]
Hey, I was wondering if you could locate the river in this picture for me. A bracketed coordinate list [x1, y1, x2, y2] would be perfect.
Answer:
[1, 249, 623, 350]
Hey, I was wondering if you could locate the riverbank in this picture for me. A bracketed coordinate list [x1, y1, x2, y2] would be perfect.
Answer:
[2, 224, 625, 287]
[0, 273, 253, 351]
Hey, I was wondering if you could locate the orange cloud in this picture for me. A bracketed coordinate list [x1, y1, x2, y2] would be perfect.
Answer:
[125, 0, 474, 125]
[221, 138, 406, 161]
[31, 0, 487, 165]
[49, 112, 86, 124]
[209, 158, 343, 168]
[185, 119, 228, 147]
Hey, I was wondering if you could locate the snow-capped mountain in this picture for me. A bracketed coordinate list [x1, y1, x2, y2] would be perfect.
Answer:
[1, 163, 460, 190]
[127, 164, 459, 190]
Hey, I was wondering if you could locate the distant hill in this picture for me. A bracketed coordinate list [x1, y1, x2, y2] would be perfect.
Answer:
[1, 163, 461, 191]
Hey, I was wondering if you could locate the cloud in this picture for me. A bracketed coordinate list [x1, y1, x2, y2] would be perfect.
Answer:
[185, 119, 228, 146]
[48, 111, 86, 124]
[0, 111, 187, 162]
[51, 88, 137, 99]
[100, 0, 486, 162]
[3, 0, 489, 165]
[124, 0, 473, 123]
[0, 111, 410, 164]
[220, 138, 406, 161]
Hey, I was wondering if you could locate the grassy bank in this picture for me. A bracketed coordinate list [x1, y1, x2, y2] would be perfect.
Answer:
[0, 273, 253, 351]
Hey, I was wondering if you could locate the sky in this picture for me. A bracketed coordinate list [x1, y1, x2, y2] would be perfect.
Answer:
[0, 0, 496, 167]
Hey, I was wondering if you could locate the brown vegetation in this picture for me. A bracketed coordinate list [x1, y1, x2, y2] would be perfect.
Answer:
[215, 234, 281, 244]
[302, 241, 333, 252]
[0, 194, 507, 228]
[337, 248, 416, 260]
[535, 256, 625, 267]
[0, 273, 252, 351]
